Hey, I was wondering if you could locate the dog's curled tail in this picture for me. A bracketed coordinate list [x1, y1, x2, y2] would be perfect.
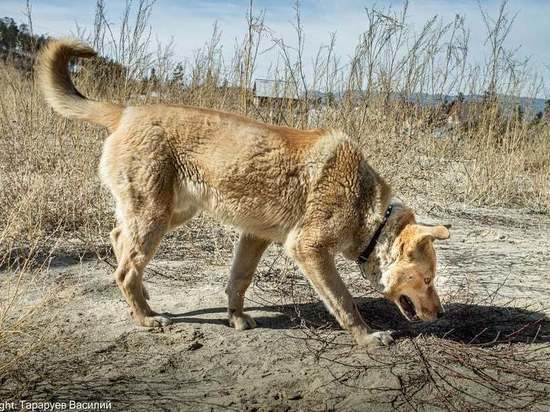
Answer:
[36, 38, 123, 132]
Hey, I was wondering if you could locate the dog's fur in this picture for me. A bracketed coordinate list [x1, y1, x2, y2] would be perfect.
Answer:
[37, 39, 450, 346]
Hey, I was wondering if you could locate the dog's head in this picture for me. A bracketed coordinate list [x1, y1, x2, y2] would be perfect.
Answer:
[383, 223, 449, 322]
[357, 208, 450, 322]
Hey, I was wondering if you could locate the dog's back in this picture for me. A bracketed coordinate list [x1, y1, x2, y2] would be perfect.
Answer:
[100, 103, 342, 241]
[36, 39, 337, 240]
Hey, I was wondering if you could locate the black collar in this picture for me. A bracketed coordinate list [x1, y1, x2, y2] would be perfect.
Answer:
[356, 204, 393, 264]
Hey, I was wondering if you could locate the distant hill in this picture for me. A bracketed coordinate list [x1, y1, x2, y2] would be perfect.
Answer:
[317, 90, 547, 118]
[407, 93, 547, 117]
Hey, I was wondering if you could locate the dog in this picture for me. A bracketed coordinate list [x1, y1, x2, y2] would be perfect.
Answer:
[36, 39, 450, 347]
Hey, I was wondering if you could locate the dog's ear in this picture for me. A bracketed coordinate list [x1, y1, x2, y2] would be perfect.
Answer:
[417, 224, 450, 241]
[398, 223, 450, 258]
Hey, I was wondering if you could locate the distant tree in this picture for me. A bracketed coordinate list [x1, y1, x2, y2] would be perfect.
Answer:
[325, 91, 336, 106]
[0, 16, 48, 58]
[529, 111, 543, 128]
[457, 92, 465, 103]
[544, 99, 550, 120]
[512, 103, 524, 124]
[17, 23, 30, 49]
[149, 67, 159, 87]
[0, 17, 19, 50]
[171, 62, 185, 87]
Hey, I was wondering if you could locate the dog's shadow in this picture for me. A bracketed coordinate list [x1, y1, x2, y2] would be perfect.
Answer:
[167, 297, 550, 345]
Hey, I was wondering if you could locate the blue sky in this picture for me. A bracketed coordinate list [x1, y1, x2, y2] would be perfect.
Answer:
[2, 0, 549, 95]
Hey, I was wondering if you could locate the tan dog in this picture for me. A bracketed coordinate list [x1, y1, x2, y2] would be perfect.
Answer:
[37, 39, 450, 347]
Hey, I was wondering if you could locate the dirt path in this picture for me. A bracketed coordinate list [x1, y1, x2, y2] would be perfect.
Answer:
[2, 204, 550, 411]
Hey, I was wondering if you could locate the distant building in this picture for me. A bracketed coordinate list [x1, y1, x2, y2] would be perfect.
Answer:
[253, 79, 299, 107]
[252, 79, 301, 124]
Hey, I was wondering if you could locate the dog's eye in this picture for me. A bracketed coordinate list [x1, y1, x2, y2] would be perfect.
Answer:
[424, 277, 431, 285]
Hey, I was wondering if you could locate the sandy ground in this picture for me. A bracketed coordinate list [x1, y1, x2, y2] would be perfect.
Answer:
[1, 203, 549, 411]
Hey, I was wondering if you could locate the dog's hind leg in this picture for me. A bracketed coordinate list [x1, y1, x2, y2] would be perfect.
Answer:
[110, 225, 123, 262]
[225, 233, 270, 330]
[110, 202, 197, 304]
[111, 223, 152, 301]
[115, 214, 171, 327]
[111, 188, 175, 327]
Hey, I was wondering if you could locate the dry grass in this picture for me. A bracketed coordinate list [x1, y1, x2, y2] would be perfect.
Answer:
[0, 0, 547, 254]
[0, 226, 60, 389]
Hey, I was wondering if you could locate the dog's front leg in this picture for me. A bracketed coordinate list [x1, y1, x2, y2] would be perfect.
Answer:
[288, 242, 393, 347]
[226, 233, 270, 330]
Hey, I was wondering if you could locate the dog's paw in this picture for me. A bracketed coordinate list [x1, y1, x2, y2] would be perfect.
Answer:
[357, 330, 394, 347]
[229, 313, 257, 331]
[136, 314, 172, 328]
